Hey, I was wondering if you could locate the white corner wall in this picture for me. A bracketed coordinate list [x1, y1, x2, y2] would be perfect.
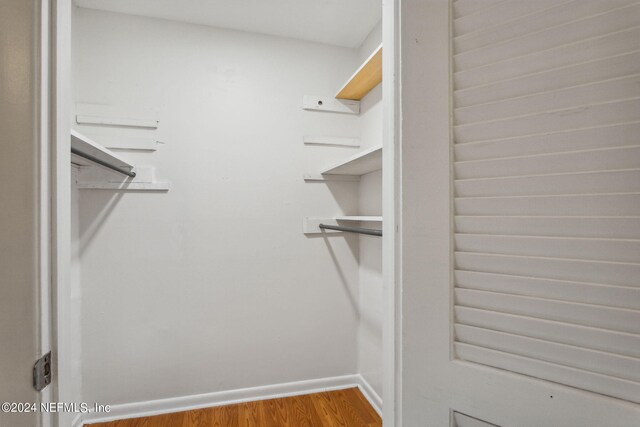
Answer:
[356, 20, 384, 400]
[359, 20, 383, 62]
[72, 7, 365, 406]
[357, 97, 383, 399]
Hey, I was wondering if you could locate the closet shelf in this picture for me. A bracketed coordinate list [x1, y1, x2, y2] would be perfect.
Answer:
[71, 130, 170, 191]
[335, 44, 382, 101]
[335, 216, 382, 222]
[71, 130, 135, 176]
[320, 145, 382, 176]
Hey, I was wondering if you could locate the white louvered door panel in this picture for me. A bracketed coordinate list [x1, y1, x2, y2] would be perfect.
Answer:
[401, 1, 640, 425]
[452, 0, 640, 406]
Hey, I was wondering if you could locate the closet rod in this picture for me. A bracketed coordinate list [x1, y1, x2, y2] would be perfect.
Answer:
[319, 224, 382, 237]
[71, 147, 136, 178]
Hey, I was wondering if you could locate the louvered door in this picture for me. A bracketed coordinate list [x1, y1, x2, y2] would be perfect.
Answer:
[399, 1, 640, 425]
[452, 0, 640, 404]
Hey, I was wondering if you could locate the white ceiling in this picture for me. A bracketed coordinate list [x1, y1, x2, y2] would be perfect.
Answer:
[73, 0, 381, 48]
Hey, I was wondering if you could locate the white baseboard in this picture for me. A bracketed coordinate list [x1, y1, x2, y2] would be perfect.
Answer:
[356, 375, 383, 416]
[71, 413, 84, 427]
[81, 373, 382, 425]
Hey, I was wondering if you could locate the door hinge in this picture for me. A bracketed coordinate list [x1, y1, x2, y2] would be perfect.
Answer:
[33, 351, 51, 391]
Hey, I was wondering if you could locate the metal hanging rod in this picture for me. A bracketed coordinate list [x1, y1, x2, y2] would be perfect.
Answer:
[71, 147, 136, 178]
[319, 223, 382, 237]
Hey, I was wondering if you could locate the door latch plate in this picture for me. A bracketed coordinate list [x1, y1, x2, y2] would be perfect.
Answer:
[33, 351, 51, 391]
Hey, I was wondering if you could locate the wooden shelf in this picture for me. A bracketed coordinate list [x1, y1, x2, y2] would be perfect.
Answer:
[335, 44, 382, 101]
[70, 129, 134, 172]
[321, 145, 382, 176]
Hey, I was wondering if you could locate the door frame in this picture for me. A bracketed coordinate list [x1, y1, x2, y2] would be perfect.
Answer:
[50, 0, 74, 426]
[382, 0, 401, 425]
[40, 0, 54, 426]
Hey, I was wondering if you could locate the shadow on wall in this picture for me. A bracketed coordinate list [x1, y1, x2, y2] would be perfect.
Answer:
[322, 233, 360, 313]
[78, 189, 126, 257]
[325, 180, 361, 214]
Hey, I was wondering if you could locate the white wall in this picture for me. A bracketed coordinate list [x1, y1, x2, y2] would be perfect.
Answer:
[72, 7, 366, 405]
[359, 20, 382, 62]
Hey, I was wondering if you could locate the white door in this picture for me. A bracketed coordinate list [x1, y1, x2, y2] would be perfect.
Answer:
[398, 0, 640, 425]
[0, 1, 51, 426]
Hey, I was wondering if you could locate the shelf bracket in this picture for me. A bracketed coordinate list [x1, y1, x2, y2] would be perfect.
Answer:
[302, 95, 360, 115]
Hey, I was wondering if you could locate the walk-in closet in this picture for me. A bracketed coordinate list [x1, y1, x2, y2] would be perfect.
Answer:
[65, 1, 388, 426]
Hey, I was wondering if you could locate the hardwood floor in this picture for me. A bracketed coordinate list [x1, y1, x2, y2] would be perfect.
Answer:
[88, 387, 381, 427]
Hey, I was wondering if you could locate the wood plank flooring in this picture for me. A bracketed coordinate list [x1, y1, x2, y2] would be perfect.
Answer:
[88, 387, 381, 427]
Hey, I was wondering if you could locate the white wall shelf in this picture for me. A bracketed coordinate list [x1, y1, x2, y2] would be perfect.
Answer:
[76, 103, 159, 129]
[335, 216, 382, 222]
[320, 145, 382, 176]
[81, 133, 160, 151]
[303, 174, 361, 182]
[70, 129, 135, 173]
[302, 95, 360, 115]
[336, 44, 382, 101]
[71, 130, 169, 191]
[303, 135, 360, 147]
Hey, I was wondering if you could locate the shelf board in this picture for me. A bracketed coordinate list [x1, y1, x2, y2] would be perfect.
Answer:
[335, 44, 382, 101]
[320, 145, 382, 176]
[70, 129, 134, 172]
[335, 216, 382, 222]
